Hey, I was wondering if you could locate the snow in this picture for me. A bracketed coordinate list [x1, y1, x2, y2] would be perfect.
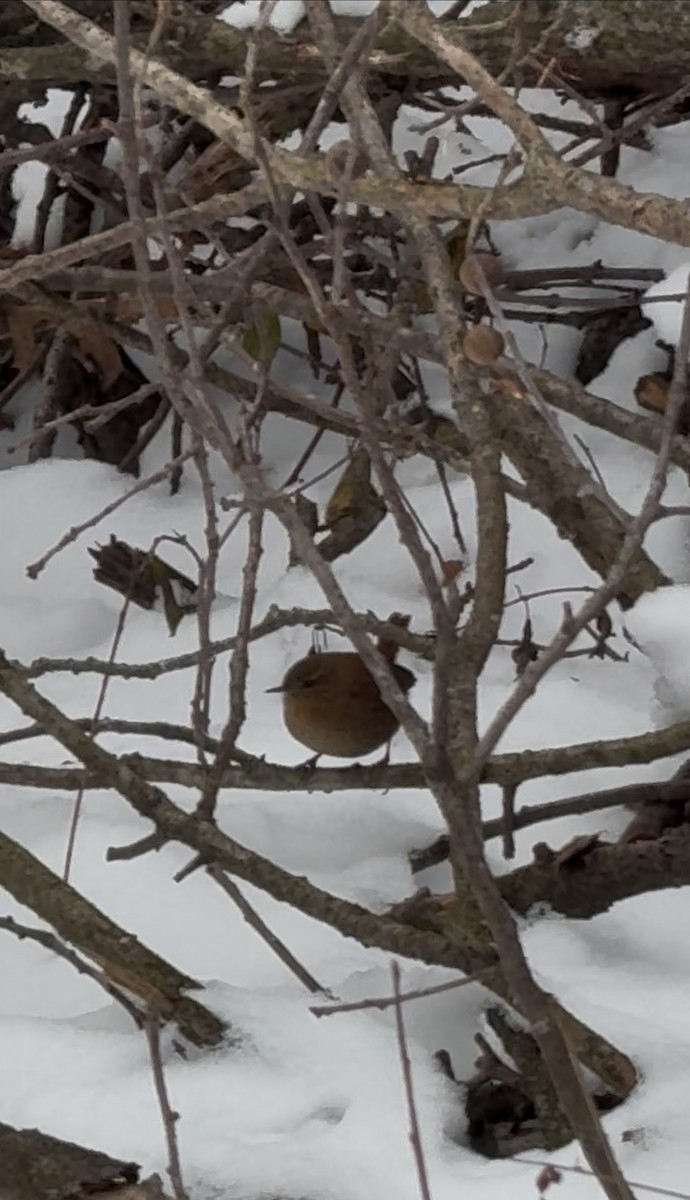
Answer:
[564, 26, 600, 53]
[220, 1, 488, 34]
[221, 0, 307, 33]
[12, 90, 82, 249]
[625, 585, 690, 719]
[2, 14, 690, 1200]
[643, 263, 690, 344]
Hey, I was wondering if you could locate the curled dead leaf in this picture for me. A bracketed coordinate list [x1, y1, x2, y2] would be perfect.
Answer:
[441, 558, 464, 586]
[463, 325, 505, 365]
[634, 372, 669, 415]
[554, 833, 603, 868]
[458, 251, 504, 294]
[3, 301, 125, 388]
[496, 376, 525, 399]
[445, 226, 469, 276]
[6, 305, 43, 374]
[536, 1164, 562, 1194]
[75, 326, 124, 388]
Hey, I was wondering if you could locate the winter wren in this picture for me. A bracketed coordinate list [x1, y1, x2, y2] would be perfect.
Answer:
[266, 650, 416, 759]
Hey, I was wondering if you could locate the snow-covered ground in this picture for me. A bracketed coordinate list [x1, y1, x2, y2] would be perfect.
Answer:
[2, 3, 690, 1197]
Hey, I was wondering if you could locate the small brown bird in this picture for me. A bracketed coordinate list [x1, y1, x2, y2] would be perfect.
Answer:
[266, 650, 416, 760]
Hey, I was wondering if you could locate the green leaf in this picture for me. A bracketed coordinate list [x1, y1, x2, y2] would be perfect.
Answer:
[242, 308, 281, 366]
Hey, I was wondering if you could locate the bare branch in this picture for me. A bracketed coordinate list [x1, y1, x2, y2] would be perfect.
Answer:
[208, 866, 327, 996]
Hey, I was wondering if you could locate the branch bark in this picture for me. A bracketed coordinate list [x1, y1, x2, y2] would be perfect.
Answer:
[19, 0, 690, 247]
[0, 827, 226, 1048]
[500, 824, 690, 919]
[0, 645, 635, 1101]
[7, 1, 690, 100]
[1, 716, 690, 798]
[0, 1120, 157, 1200]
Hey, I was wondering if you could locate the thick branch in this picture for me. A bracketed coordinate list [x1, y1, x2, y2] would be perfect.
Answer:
[500, 825, 690, 919]
[8, 2, 690, 99]
[20, 0, 690, 248]
[0, 828, 226, 1048]
[0, 1120, 143, 1200]
[0, 648, 472, 972]
[491, 387, 669, 607]
[1, 719, 689, 796]
[32, 271, 690, 485]
[0, 648, 636, 1096]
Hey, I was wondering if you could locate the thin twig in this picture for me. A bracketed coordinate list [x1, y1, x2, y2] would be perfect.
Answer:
[476, 276, 690, 767]
[0, 913, 144, 1028]
[25, 451, 193, 579]
[208, 865, 328, 996]
[63, 584, 134, 882]
[311, 968, 489, 1017]
[144, 1017, 189, 1200]
[391, 961, 433, 1200]
[197, 504, 264, 820]
[516, 1157, 690, 1200]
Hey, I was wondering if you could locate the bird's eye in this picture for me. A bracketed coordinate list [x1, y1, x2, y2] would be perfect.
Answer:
[300, 675, 320, 689]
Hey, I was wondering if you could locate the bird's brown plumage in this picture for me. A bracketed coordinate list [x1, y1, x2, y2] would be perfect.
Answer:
[268, 651, 416, 758]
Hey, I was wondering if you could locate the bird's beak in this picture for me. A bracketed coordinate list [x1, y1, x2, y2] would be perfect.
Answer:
[265, 684, 284, 693]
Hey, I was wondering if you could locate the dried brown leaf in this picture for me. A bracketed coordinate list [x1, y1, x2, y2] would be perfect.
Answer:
[73, 325, 124, 388]
[496, 375, 525, 399]
[441, 558, 464, 586]
[377, 610, 411, 662]
[554, 832, 603, 869]
[0, 243, 27, 261]
[634, 372, 669, 415]
[6, 305, 43, 374]
[463, 325, 505, 365]
[536, 1163, 562, 1194]
[458, 251, 504, 294]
